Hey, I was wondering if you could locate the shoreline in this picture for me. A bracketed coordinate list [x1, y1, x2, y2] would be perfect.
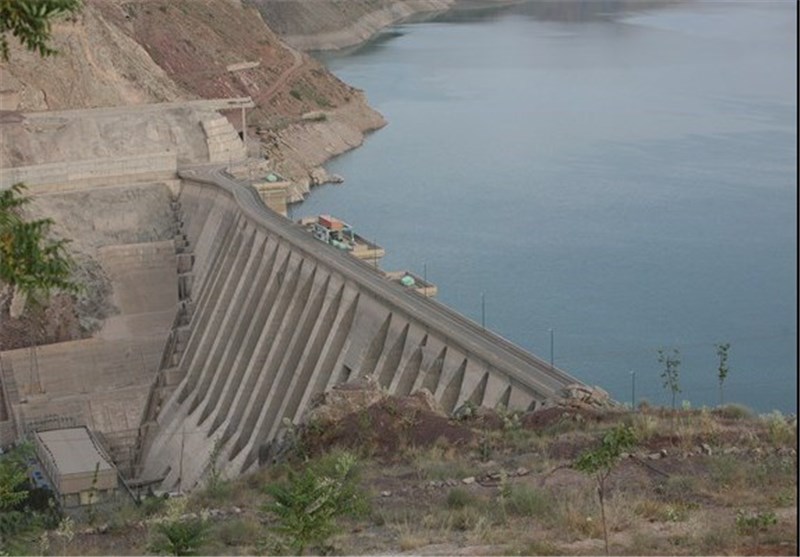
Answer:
[266, 0, 526, 203]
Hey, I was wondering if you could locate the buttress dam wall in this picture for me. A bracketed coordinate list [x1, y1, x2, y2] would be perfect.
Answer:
[137, 167, 582, 490]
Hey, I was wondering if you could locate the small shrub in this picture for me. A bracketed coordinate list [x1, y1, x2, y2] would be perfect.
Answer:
[735, 509, 778, 536]
[263, 451, 367, 554]
[411, 446, 473, 481]
[633, 498, 666, 521]
[658, 475, 698, 505]
[662, 503, 691, 523]
[216, 518, 261, 547]
[762, 411, 796, 446]
[446, 488, 477, 510]
[507, 485, 553, 519]
[554, 485, 603, 540]
[709, 454, 747, 489]
[139, 493, 168, 516]
[699, 525, 736, 554]
[450, 507, 481, 531]
[749, 455, 796, 490]
[714, 403, 755, 421]
[289, 89, 302, 100]
[149, 517, 207, 556]
[628, 413, 659, 441]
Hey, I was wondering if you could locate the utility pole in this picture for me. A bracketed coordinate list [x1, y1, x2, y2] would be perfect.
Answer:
[481, 292, 486, 329]
[548, 328, 554, 369]
[179, 424, 186, 494]
[630, 370, 636, 410]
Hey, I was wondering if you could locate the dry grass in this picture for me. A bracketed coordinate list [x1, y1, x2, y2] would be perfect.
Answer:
[20, 405, 796, 557]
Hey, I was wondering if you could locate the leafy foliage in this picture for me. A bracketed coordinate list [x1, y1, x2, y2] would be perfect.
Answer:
[151, 518, 207, 556]
[0, 449, 29, 513]
[148, 498, 207, 556]
[0, 0, 81, 61]
[735, 509, 777, 535]
[0, 443, 34, 551]
[263, 451, 366, 554]
[0, 183, 79, 302]
[574, 425, 637, 555]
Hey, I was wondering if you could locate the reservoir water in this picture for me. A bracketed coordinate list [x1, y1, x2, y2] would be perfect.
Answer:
[297, 0, 797, 412]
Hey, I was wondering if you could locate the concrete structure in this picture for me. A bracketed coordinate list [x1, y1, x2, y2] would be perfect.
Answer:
[33, 427, 118, 507]
[1, 100, 586, 496]
[201, 116, 247, 164]
[134, 165, 582, 492]
[0, 153, 177, 192]
[0, 100, 250, 469]
[252, 176, 291, 217]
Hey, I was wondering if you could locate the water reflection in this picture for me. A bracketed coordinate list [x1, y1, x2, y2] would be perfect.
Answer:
[441, 0, 685, 24]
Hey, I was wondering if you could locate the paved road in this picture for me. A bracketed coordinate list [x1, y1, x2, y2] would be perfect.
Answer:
[180, 165, 584, 399]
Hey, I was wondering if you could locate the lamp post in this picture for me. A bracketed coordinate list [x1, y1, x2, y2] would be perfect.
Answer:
[481, 292, 485, 330]
[548, 328, 554, 369]
[630, 370, 636, 410]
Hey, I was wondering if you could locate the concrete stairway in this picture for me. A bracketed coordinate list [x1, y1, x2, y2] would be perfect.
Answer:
[201, 117, 246, 164]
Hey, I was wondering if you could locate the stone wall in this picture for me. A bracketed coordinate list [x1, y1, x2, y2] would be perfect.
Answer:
[0, 153, 177, 192]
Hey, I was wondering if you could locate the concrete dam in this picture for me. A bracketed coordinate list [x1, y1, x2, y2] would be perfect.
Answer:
[1, 100, 583, 493]
[136, 166, 581, 490]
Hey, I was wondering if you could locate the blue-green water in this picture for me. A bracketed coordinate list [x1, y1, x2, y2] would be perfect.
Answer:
[297, 1, 797, 412]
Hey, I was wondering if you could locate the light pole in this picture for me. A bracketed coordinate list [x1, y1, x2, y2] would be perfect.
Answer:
[630, 370, 636, 410]
[548, 328, 554, 369]
[481, 292, 486, 329]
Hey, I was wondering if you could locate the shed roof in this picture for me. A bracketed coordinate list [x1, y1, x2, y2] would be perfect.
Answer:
[36, 427, 114, 476]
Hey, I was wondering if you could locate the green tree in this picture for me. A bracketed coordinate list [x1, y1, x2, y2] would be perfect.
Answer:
[657, 347, 681, 410]
[0, 0, 81, 61]
[574, 425, 637, 556]
[148, 497, 207, 556]
[0, 442, 32, 550]
[263, 452, 366, 555]
[1, 183, 79, 314]
[150, 518, 207, 556]
[715, 342, 730, 406]
[0, 450, 29, 512]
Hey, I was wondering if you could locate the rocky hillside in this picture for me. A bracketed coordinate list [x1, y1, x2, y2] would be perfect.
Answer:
[247, 0, 455, 50]
[0, 0, 385, 195]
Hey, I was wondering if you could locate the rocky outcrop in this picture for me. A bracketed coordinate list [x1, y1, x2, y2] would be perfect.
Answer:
[258, 95, 386, 201]
[559, 383, 617, 408]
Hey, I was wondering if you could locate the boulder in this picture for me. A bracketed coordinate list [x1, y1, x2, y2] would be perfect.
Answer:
[303, 374, 386, 426]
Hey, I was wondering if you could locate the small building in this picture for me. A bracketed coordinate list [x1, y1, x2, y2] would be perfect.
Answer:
[252, 172, 290, 217]
[385, 271, 438, 297]
[33, 427, 119, 507]
[300, 215, 385, 264]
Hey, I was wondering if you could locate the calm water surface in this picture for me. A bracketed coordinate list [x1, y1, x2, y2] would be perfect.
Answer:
[297, 0, 797, 412]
